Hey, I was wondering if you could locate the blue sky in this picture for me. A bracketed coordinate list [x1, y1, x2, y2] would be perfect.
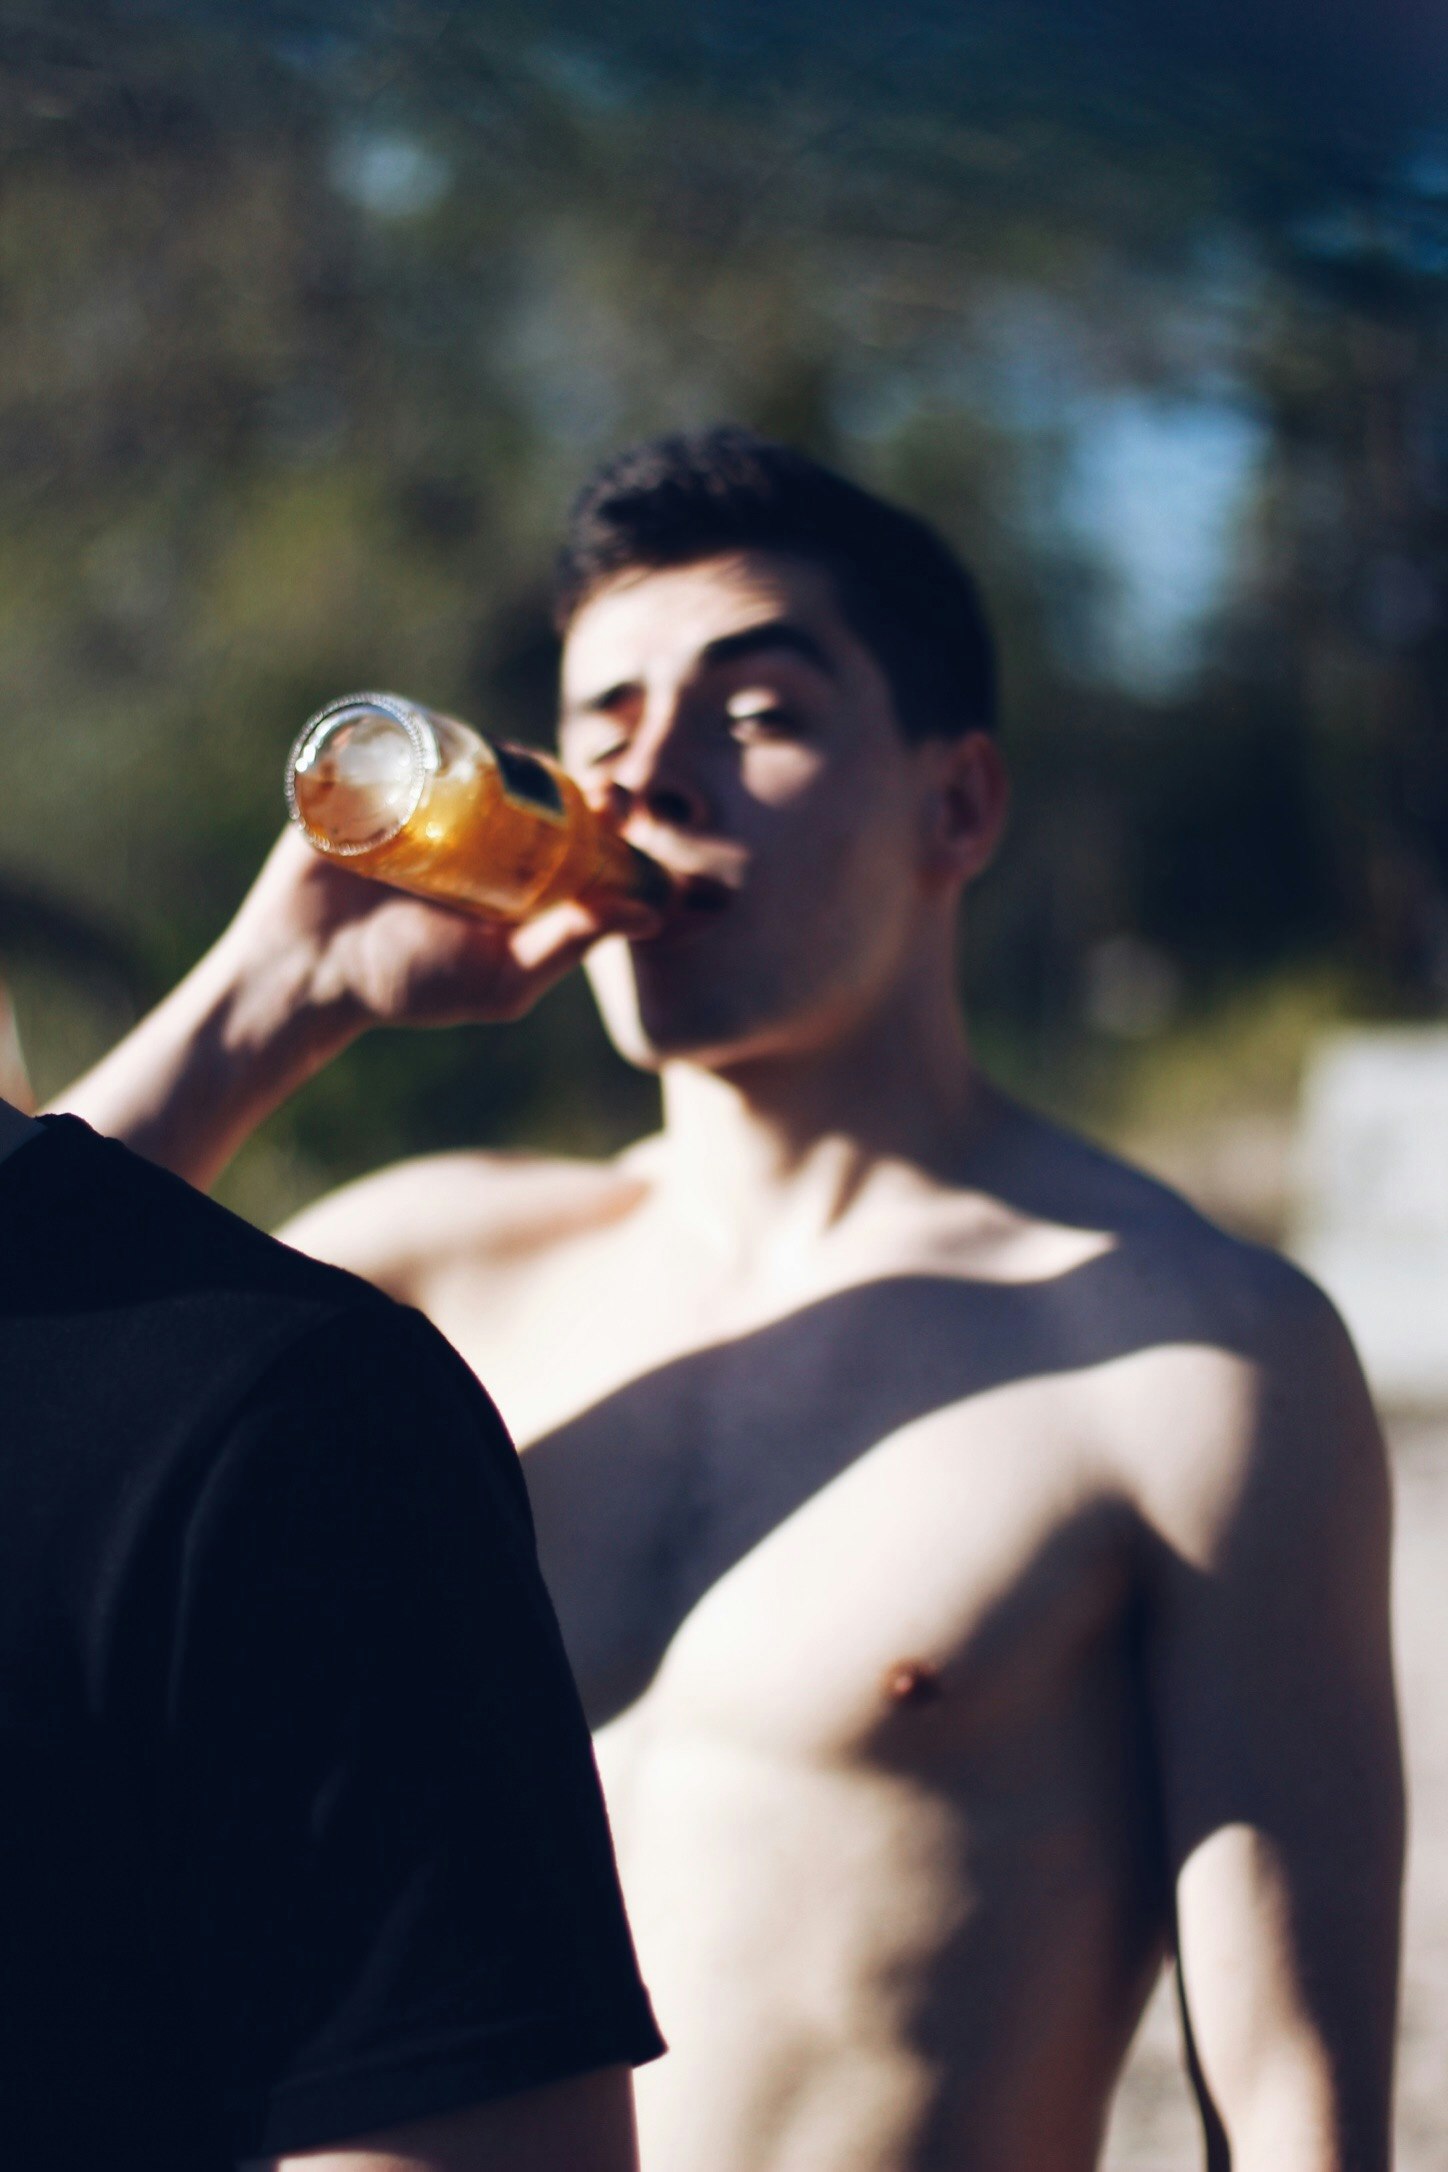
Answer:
[1057, 391, 1268, 698]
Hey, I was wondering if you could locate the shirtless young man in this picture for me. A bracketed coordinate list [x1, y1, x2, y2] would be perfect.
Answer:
[65, 428, 1403, 2172]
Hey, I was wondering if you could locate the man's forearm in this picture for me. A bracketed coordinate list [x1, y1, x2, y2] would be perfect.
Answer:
[48, 821, 609, 1187]
[52, 934, 361, 1190]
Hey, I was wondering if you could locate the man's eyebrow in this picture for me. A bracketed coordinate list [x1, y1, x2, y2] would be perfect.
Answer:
[698, 620, 837, 678]
[562, 680, 638, 721]
[562, 619, 837, 720]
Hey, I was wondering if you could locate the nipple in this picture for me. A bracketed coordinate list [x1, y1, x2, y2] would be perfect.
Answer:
[883, 1659, 943, 1708]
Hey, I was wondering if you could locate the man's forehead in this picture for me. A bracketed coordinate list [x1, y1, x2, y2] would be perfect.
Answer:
[560, 551, 845, 691]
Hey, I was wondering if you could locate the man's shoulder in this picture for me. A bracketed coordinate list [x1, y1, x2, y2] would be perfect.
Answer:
[0, 1118, 448, 1520]
[1097, 1137, 1340, 1361]
[277, 1141, 651, 1300]
[12, 1114, 387, 1324]
[998, 1113, 1379, 1534]
[971, 1100, 1365, 1432]
[983, 1099, 1325, 1330]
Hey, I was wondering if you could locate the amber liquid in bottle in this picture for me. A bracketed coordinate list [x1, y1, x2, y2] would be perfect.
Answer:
[285, 693, 669, 921]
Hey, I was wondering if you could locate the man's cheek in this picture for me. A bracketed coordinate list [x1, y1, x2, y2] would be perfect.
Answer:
[744, 748, 829, 807]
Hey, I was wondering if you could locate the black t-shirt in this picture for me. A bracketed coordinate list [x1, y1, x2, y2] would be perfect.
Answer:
[0, 1116, 662, 2170]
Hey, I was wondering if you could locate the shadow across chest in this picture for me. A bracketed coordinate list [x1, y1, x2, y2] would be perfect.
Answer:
[522, 1269, 1144, 1739]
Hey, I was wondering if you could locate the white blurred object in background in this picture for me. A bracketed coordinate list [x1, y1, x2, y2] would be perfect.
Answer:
[1293, 1029, 1448, 1409]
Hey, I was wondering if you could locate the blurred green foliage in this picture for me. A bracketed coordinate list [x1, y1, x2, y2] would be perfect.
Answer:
[0, 0, 1446, 1224]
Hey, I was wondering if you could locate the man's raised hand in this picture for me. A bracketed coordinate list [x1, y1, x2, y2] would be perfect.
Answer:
[227, 828, 659, 1033]
[55, 825, 661, 1190]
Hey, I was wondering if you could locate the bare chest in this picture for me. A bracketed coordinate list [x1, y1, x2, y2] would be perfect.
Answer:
[434, 1250, 1138, 1763]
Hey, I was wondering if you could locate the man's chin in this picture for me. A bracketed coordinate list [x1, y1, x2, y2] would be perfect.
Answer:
[597, 997, 842, 1080]
[584, 937, 817, 1075]
[596, 1008, 764, 1075]
[588, 981, 779, 1076]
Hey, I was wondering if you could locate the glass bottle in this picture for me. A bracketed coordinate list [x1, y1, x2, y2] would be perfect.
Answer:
[285, 692, 670, 922]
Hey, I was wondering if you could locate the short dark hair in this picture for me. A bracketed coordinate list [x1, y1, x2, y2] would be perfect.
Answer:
[553, 426, 998, 741]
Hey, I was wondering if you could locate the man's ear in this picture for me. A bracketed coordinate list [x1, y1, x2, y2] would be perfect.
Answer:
[920, 730, 1009, 890]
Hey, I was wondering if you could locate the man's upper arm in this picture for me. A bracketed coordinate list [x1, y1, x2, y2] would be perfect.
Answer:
[247, 2062, 638, 2172]
[1139, 1268, 1403, 2170]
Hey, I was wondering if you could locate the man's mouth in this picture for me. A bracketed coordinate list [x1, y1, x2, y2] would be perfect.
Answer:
[672, 873, 734, 915]
[631, 868, 737, 944]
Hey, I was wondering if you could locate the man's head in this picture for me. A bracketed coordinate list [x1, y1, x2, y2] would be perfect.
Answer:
[554, 426, 997, 746]
[553, 428, 1008, 1074]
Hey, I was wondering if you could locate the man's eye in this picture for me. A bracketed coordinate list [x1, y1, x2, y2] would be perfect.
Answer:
[728, 707, 795, 741]
[565, 731, 627, 767]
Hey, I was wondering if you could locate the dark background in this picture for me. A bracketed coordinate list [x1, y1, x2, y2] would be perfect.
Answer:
[1, 0, 1445, 1230]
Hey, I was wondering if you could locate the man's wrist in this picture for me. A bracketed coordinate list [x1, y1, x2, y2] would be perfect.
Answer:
[74, 934, 370, 1188]
[208, 932, 366, 1080]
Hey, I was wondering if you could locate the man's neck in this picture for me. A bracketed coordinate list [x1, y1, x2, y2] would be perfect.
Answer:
[0, 1098, 41, 1174]
[649, 1000, 993, 1269]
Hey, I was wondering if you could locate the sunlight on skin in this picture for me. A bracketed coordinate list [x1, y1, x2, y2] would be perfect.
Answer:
[243, 2064, 638, 2172]
[0, 980, 33, 1113]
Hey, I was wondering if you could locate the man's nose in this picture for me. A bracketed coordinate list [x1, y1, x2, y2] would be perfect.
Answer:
[608, 707, 710, 831]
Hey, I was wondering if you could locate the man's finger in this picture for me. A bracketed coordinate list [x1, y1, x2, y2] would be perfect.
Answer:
[508, 901, 613, 980]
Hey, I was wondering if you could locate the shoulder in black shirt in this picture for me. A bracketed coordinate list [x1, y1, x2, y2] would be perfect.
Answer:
[0, 1116, 662, 2172]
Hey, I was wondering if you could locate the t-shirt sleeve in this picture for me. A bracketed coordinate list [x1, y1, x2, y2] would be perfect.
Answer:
[160, 1300, 664, 2161]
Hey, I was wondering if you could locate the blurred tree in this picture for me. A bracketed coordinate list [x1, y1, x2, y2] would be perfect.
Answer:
[0, 0, 1444, 1220]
